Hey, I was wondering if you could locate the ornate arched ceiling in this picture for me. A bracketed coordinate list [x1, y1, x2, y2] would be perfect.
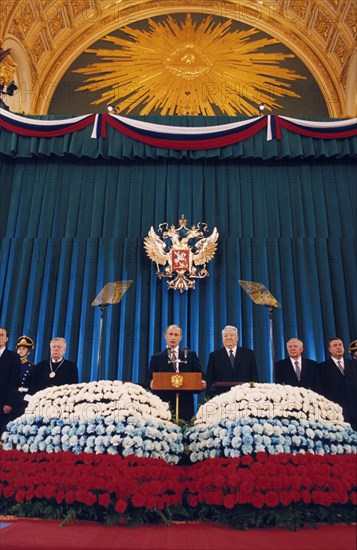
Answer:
[1, 0, 356, 116]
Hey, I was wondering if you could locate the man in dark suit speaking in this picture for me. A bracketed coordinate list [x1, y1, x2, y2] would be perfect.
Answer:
[274, 337, 320, 392]
[147, 325, 205, 421]
[206, 325, 259, 397]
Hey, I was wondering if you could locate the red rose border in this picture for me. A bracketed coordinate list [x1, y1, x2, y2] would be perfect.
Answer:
[0, 450, 355, 528]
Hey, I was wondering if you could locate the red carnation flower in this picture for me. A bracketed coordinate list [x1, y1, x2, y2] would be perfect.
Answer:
[241, 455, 254, 466]
[144, 495, 158, 510]
[265, 490, 280, 508]
[279, 491, 293, 506]
[131, 492, 146, 508]
[301, 490, 312, 504]
[251, 493, 265, 508]
[3, 486, 15, 498]
[114, 499, 127, 513]
[186, 494, 198, 507]
[98, 493, 111, 507]
[14, 491, 25, 503]
[223, 493, 236, 509]
[54, 490, 64, 504]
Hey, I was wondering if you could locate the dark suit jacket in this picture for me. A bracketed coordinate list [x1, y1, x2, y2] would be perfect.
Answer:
[0, 348, 21, 407]
[0, 348, 21, 432]
[318, 357, 357, 429]
[206, 346, 259, 397]
[30, 358, 78, 394]
[274, 357, 320, 392]
[147, 348, 203, 421]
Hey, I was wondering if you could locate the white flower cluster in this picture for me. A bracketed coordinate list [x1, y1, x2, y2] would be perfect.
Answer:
[2, 415, 183, 464]
[196, 383, 345, 426]
[24, 380, 171, 422]
[186, 417, 357, 462]
[2, 381, 185, 463]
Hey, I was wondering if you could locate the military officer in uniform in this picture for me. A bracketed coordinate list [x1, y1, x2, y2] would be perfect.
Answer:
[10, 335, 36, 419]
[349, 339, 357, 362]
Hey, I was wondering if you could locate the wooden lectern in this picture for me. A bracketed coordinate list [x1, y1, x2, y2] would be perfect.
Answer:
[152, 372, 202, 422]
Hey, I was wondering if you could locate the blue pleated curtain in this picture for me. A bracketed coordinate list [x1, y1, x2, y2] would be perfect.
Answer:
[0, 117, 356, 398]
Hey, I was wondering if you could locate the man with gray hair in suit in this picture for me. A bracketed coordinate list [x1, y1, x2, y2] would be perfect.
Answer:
[30, 337, 78, 394]
[274, 337, 320, 392]
[206, 325, 258, 397]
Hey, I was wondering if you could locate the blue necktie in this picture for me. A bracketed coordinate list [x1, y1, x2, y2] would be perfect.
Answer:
[229, 349, 235, 368]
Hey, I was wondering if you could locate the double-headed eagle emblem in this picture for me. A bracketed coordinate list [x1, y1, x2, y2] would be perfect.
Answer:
[144, 215, 219, 292]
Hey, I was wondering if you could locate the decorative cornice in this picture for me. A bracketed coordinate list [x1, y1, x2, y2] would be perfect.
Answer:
[1, 0, 355, 115]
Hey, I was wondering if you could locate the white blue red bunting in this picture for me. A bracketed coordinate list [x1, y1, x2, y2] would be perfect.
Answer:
[102, 114, 267, 149]
[0, 109, 95, 137]
[276, 116, 357, 139]
[1, 108, 356, 150]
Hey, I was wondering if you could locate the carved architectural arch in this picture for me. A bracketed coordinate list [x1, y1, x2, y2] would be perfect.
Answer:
[1, 0, 356, 116]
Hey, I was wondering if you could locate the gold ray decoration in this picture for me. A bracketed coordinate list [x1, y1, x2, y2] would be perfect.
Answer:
[74, 14, 306, 116]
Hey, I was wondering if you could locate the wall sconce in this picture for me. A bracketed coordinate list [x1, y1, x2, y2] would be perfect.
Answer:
[107, 105, 119, 114]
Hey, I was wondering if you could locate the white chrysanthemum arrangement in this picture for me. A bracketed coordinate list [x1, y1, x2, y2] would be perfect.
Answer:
[2, 381, 183, 464]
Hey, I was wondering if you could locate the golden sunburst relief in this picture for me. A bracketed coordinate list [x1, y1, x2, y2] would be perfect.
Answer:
[74, 14, 306, 116]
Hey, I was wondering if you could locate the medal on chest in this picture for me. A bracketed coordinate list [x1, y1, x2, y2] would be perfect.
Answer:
[49, 359, 64, 379]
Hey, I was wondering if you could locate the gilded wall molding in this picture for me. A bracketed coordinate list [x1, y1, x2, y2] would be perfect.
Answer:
[1, 0, 356, 116]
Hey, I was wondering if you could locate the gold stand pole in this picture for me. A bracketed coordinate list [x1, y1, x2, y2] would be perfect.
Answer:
[175, 392, 180, 422]
[239, 280, 280, 383]
[91, 281, 132, 380]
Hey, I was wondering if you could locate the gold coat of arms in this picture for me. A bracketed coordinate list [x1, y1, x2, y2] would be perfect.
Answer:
[144, 215, 219, 293]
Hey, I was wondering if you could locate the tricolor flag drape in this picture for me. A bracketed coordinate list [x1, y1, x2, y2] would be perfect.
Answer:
[1, 109, 356, 150]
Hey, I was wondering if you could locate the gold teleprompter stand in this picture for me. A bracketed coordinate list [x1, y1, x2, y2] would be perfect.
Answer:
[92, 281, 133, 380]
[239, 280, 280, 308]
